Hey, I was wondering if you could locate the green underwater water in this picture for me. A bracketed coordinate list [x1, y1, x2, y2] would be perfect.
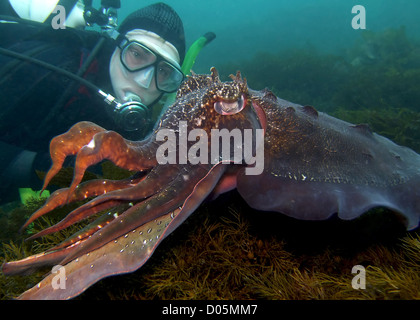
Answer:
[117, 0, 420, 71]
[1, 0, 420, 300]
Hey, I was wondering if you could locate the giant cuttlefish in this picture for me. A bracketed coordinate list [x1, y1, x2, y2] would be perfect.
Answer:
[2, 68, 419, 299]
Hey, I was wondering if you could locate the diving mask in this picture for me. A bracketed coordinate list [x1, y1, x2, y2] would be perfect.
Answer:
[119, 39, 184, 93]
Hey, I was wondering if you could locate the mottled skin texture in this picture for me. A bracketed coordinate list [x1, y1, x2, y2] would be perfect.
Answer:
[2, 68, 420, 299]
[240, 89, 420, 224]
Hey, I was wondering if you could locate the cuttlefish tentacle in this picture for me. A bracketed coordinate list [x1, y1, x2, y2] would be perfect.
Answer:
[163, 162, 228, 236]
[48, 205, 130, 252]
[21, 177, 143, 231]
[4, 205, 129, 276]
[67, 130, 157, 198]
[26, 165, 181, 240]
[41, 121, 106, 193]
[1, 243, 77, 276]
[26, 199, 126, 241]
[16, 209, 180, 300]
[59, 164, 213, 266]
[14, 163, 227, 299]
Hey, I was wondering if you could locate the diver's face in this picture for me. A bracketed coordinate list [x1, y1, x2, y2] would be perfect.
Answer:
[109, 29, 182, 106]
[109, 47, 161, 106]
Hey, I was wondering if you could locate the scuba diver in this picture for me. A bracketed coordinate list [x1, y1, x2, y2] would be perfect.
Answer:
[0, 1, 203, 205]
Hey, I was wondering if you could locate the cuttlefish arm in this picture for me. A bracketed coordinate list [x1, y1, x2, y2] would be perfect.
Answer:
[16, 210, 177, 300]
[25, 164, 181, 241]
[7, 163, 227, 300]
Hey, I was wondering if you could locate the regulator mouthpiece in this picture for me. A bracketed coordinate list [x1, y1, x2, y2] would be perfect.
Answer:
[99, 90, 151, 132]
[114, 94, 151, 132]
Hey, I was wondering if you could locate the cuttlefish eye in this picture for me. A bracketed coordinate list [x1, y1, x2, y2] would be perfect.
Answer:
[214, 95, 245, 115]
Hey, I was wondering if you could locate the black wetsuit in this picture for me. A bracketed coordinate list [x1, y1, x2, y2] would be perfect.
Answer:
[0, 17, 122, 204]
